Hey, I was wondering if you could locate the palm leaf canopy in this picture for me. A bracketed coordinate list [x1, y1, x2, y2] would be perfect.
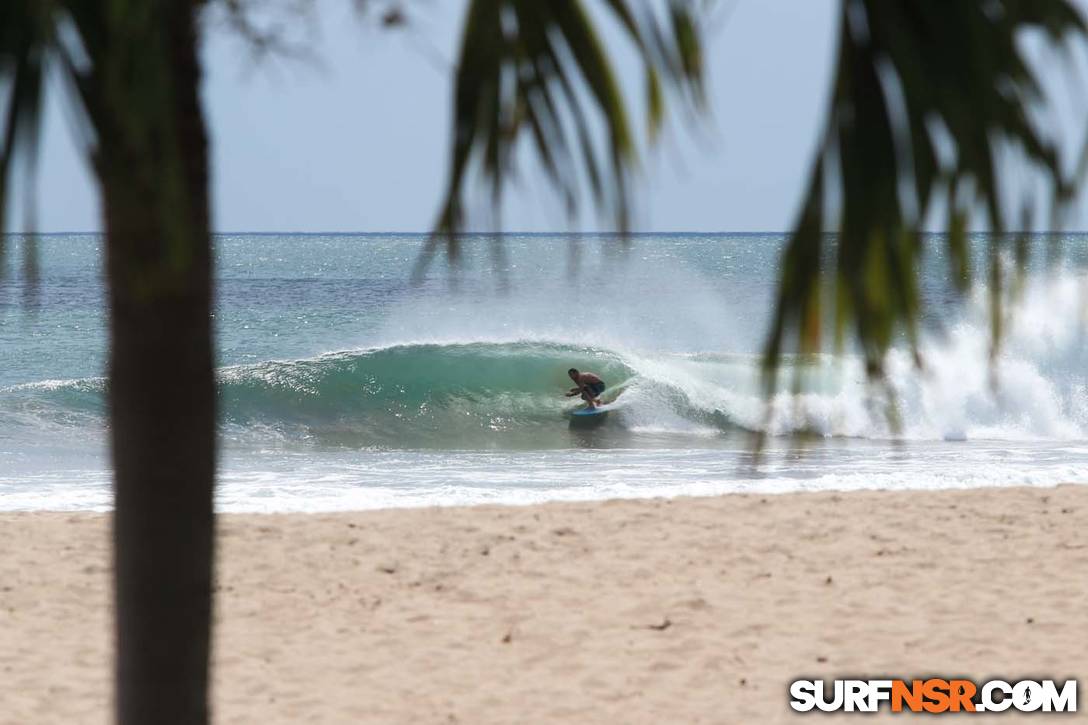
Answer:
[765, 0, 1088, 395]
[429, 0, 704, 264]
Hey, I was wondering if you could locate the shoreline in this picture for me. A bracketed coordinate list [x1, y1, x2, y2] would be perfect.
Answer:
[3, 484, 1086, 722]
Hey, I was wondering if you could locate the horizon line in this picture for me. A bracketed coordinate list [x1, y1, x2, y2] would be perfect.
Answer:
[5, 230, 1087, 236]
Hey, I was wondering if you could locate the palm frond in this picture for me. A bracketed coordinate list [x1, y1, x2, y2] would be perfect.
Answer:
[427, 0, 704, 267]
[0, 1, 58, 278]
[765, 0, 1088, 400]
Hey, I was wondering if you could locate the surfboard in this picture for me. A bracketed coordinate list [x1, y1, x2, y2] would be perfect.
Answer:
[568, 405, 610, 427]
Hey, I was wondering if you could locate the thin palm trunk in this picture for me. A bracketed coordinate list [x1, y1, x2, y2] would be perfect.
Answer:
[96, 2, 215, 722]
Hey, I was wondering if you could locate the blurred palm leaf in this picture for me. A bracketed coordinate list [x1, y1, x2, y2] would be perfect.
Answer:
[426, 0, 704, 267]
[0, 1, 58, 280]
[765, 0, 1088, 399]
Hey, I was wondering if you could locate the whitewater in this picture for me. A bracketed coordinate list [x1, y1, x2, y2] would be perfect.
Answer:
[2, 233, 1088, 511]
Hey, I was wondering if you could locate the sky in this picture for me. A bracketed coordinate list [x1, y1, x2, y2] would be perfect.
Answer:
[19, 0, 1088, 232]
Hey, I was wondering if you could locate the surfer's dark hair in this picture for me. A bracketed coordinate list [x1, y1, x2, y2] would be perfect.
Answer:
[568, 368, 579, 376]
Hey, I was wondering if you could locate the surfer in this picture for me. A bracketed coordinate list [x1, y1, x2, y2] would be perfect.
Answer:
[566, 368, 605, 409]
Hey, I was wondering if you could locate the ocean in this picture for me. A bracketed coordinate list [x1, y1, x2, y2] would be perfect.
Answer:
[2, 232, 1088, 511]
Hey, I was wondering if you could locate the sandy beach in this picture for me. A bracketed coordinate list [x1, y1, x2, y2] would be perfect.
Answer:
[2, 484, 1086, 723]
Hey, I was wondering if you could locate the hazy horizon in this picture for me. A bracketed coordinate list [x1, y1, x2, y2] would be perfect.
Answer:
[11, 0, 1088, 233]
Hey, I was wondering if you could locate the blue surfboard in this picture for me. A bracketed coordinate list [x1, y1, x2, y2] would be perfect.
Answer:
[569, 405, 609, 427]
[570, 406, 609, 417]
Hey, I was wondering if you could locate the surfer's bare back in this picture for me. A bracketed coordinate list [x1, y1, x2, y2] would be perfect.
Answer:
[566, 368, 606, 409]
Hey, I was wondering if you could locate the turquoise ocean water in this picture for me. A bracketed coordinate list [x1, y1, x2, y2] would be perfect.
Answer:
[3, 233, 1088, 511]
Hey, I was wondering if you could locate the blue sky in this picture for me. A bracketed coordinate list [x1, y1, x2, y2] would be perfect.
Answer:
[20, 0, 1088, 232]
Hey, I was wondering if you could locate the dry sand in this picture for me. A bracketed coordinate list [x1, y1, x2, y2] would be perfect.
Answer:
[1, 484, 1086, 723]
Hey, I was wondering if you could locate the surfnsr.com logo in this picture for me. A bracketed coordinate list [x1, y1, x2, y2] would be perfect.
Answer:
[789, 679, 1077, 714]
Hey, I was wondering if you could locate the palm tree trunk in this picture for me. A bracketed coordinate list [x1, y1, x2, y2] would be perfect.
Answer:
[96, 2, 215, 723]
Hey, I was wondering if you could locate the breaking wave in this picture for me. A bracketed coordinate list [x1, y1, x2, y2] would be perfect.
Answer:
[7, 268, 1088, 451]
